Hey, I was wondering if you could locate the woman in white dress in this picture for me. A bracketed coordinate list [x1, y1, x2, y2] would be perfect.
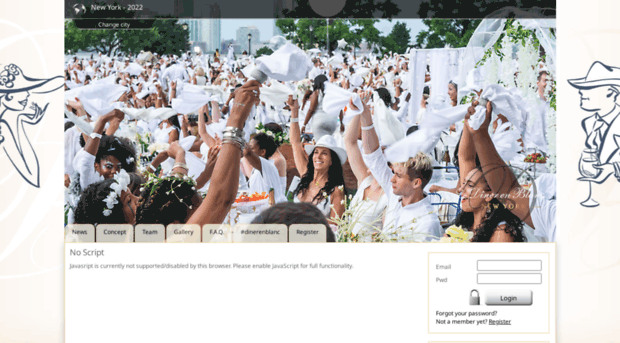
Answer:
[343, 108, 387, 238]
[152, 115, 180, 144]
[193, 67, 207, 86]
[288, 97, 346, 222]
[301, 75, 338, 142]
[263, 122, 288, 195]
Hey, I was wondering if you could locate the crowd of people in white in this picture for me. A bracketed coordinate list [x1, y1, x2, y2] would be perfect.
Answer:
[64, 33, 556, 243]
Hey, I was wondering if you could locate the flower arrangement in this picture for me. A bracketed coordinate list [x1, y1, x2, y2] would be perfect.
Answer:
[140, 170, 198, 209]
[136, 131, 150, 147]
[475, 19, 556, 173]
[438, 225, 471, 243]
[330, 187, 443, 243]
[459, 91, 479, 105]
[148, 142, 170, 155]
[102, 170, 131, 216]
[296, 78, 313, 99]
[235, 191, 269, 203]
[255, 122, 290, 145]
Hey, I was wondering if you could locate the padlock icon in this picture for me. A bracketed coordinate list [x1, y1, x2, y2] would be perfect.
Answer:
[469, 289, 480, 306]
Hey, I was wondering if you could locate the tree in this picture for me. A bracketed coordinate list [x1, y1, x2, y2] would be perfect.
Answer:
[275, 19, 382, 54]
[381, 21, 410, 54]
[417, 0, 555, 18]
[281, 0, 400, 18]
[65, 18, 188, 56]
[255, 46, 273, 58]
[414, 19, 481, 49]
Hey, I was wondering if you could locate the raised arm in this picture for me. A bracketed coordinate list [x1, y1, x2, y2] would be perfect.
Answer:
[344, 97, 371, 186]
[211, 100, 221, 123]
[180, 115, 191, 138]
[467, 101, 534, 228]
[287, 95, 309, 176]
[187, 80, 261, 225]
[301, 91, 319, 132]
[84, 109, 124, 157]
[242, 143, 263, 175]
[359, 91, 380, 154]
[166, 141, 188, 177]
[198, 103, 216, 148]
[195, 144, 220, 189]
[167, 125, 179, 144]
[458, 114, 477, 188]
[359, 91, 392, 193]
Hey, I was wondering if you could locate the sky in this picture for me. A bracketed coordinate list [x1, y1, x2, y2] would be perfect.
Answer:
[220, 19, 427, 45]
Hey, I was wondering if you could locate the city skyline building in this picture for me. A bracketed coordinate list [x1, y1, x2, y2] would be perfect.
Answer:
[236, 25, 261, 54]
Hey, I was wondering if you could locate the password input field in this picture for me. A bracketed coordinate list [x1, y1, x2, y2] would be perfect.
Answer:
[477, 273, 542, 284]
[477, 260, 542, 271]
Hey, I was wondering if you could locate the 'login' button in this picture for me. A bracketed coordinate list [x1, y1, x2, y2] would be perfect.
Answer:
[485, 290, 532, 305]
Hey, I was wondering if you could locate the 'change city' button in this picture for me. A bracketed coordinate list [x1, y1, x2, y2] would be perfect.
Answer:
[485, 290, 533, 306]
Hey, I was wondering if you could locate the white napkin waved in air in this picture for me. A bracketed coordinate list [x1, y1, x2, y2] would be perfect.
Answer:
[254, 43, 313, 82]
[203, 85, 226, 98]
[64, 105, 94, 136]
[81, 98, 116, 121]
[65, 83, 128, 107]
[171, 91, 219, 115]
[468, 84, 527, 132]
[373, 92, 405, 147]
[122, 62, 145, 76]
[121, 107, 177, 122]
[385, 104, 469, 163]
[259, 80, 294, 107]
[322, 82, 363, 123]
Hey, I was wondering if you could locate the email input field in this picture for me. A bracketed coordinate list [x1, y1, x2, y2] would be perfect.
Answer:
[477, 260, 542, 271]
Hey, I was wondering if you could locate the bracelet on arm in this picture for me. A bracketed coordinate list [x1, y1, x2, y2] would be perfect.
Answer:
[173, 162, 189, 170]
[361, 124, 374, 131]
[222, 137, 245, 152]
[222, 126, 245, 152]
[90, 132, 103, 139]
[290, 118, 299, 123]
[148, 164, 156, 172]
[223, 126, 244, 139]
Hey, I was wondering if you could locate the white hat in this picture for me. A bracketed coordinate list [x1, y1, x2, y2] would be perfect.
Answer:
[304, 135, 347, 165]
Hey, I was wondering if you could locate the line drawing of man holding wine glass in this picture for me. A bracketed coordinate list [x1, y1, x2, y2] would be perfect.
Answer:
[569, 61, 620, 207]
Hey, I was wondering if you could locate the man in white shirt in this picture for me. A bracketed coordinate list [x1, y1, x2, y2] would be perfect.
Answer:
[522, 71, 550, 153]
[241, 132, 287, 204]
[161, 61, 190, 87]
[308, 59, 325, 81]
[356, 94, 442, 242]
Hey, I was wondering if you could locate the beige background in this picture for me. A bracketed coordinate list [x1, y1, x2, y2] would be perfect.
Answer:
[1, 0, 620, 341]
[557, 1, 620, 342]
[0, 0, 64, 341]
